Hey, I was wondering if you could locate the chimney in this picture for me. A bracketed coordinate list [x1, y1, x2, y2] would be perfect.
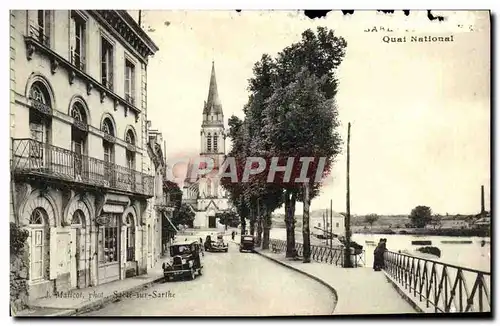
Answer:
[481, 185, 485, 215]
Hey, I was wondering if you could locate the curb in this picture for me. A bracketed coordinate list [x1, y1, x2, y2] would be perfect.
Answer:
[382, 272, 425, 313]
[254, 249, 338, 315]
[27, 276, 165, 317]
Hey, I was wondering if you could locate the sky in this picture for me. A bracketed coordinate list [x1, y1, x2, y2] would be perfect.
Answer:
[133, 10, 490, 216]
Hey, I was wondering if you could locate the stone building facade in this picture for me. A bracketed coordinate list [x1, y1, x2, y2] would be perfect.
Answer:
[144, 123, 169, 266]
[182, 62, 231, 229]
[9, 10, 159, 300]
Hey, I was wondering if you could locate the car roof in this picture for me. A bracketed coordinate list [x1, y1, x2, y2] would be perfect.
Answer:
[171, 241, 198, 246]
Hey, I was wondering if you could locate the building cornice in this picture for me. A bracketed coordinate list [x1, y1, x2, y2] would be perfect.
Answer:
[88, 10, 159, 64]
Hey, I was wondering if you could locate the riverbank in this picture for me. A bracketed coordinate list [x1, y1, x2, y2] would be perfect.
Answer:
[353, 228, 490, 237]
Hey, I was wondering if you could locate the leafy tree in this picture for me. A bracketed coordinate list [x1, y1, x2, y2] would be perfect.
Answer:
[430, 214, 442, 229]
[220, 116, 251, 234]
[222, 27, 347, 260]
[364, 214, 379, 228]
[172, 203, 195, 228]
[216, 211, 240, 228]
[272, 27, 345, 260]
[410, 205, 433, 228]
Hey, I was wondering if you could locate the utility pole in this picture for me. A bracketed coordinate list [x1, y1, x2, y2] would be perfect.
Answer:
[323, 212, 326, 243]
[344, 122, 353, 268]
[330, 200, 333, 249]
[481, 185, 485, 216]
[325, 208, 330, 246]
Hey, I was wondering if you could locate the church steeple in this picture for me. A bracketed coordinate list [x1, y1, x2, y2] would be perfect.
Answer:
[203, 61, 223, 118]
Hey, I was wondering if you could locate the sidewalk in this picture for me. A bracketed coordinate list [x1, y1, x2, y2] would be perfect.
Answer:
[236, 237, 417, 315]
[15, 256, 170, 317]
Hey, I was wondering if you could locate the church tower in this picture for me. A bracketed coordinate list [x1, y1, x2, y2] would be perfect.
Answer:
[199, 61, 226, 199]
[183, 61, 230, 229]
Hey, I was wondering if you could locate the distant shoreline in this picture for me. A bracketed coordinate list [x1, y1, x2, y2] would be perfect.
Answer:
[352, 228, 490, 237]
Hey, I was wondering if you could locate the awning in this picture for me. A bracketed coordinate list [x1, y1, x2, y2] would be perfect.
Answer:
[163, 212, 179, 232]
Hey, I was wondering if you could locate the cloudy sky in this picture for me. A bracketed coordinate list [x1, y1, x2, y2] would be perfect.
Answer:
[134, 10, 490, 215]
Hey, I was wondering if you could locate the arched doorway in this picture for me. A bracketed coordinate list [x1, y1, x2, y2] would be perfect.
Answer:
[70, 209, 84, 288]
[125, 213, 135, 262]
[28, 207, 50, 282]
[208, 213, 216, 228]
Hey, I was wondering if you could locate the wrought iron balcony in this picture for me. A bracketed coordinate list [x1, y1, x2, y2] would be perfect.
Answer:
[28, 25, 50, 47]
[11, 138, 154, 197]
[70, 49, 86, 72]
[125, 94, 135, 106]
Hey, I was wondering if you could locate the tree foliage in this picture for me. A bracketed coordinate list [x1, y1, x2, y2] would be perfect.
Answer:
[220, 27, 347, 256]
[216, 211, 240, 228]
[10, 222, 29, 256]
[410, 206, 433, 228]
[364, 214, 379, 228]
[172, 203, 195, 228]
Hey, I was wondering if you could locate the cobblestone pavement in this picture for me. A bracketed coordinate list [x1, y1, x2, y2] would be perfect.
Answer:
[82, 241, 335, 316]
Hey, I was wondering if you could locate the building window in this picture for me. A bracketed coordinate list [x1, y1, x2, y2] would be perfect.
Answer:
[213, 134, 218, 152]
[72, 210, 84, 225]
[99, 215, 118, 263]
[70, 11, 86, 71]
[126, 214, 135, 261]
[207, 133, 212, 152]
[35, 10, 51, 46]
[28, 82, 52, 162]
[124, 59, 135, 105]
[29, 208, 47, 281]
[101, 37, 113, 90]
[336, 223, 339, 228]
[207, 179, 212, 197]
[318, 223, 321, 227]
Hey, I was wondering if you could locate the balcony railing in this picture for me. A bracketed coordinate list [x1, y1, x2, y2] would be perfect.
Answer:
[125, 94, 135, 106]
[384, 251, 491, 313]
[29, 25, 50, 47]
[11, 138, 154, 197]
[70, 49, 86, 71]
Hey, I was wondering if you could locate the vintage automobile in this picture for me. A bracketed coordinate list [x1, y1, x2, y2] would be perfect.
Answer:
[204, 234, 229, 252]
[162, 241, 203, 281]
[239, 235, 255, 252]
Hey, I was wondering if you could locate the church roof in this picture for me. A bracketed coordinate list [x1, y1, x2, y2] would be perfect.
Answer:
[203, 61, 223, 116]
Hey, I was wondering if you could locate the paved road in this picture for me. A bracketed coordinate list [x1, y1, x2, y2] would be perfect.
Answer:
[83, 242, 334, 316]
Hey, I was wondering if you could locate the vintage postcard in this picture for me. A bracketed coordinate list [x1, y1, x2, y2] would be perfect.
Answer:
[9, 10, 490, 317]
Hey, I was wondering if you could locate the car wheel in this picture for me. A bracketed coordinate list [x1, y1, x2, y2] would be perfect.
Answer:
[198, 268, 203, 276]
[225, 248, 228, 252]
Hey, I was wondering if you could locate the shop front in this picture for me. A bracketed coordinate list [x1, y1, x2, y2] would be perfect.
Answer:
[96, 212, 121, 285]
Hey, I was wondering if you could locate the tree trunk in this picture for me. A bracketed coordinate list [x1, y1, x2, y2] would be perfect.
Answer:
[262, 204, 271, 250]
[302, 184, 311, 263]
[285, 189, 297, 258]
[256, 217, 263, 246]
[239, 199, 247, 235]
[249, 205, 255, 236]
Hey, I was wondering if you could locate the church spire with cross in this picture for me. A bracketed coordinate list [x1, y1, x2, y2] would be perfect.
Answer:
[203, 61, 224, 124]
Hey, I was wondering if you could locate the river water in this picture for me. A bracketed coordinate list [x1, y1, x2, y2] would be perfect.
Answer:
[269, 228, 491, 273]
